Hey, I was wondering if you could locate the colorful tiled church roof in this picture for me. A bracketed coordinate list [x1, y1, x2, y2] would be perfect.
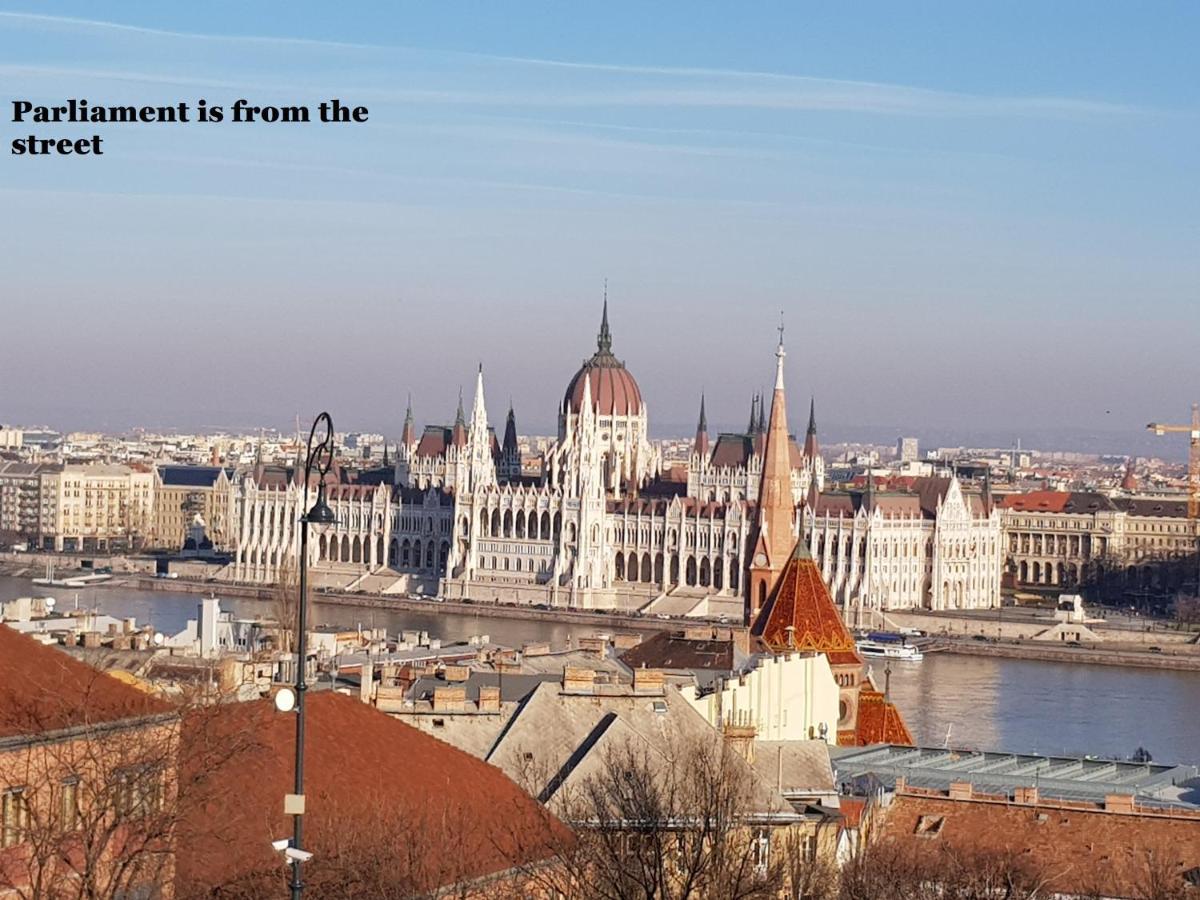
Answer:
[855, 688, 914, 746]
[750, 535, 914, 747]
[750, 536, 862, 667]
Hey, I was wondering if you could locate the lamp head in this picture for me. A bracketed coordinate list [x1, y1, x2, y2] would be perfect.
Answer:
[305, 483, 336, 526]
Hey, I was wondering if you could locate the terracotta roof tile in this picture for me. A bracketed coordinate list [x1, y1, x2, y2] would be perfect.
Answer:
[854, 689, 914, 746]
[175, 692, 568, 895]
[0, 625, 171, 739]
[751, 539, 860, 661]
[875, 792, 1200, 898]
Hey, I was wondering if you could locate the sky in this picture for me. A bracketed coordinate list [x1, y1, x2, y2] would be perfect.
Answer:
[1, 3, 1197, 454]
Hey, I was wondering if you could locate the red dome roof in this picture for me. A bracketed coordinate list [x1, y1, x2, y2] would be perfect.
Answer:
[563, 300, 644, 416]
[565, 363, 643, 416]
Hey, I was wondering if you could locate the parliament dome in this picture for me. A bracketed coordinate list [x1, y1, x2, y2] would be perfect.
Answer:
[564, 301, 643, 417]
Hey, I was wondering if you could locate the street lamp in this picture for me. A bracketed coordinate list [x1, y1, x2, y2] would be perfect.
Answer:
[288, 412, 335, 900]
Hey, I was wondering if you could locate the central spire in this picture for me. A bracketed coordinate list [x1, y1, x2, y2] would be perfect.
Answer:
[597, 280, 612, 355]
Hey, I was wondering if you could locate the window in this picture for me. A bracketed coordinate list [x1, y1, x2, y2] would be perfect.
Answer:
[61, 777, 80, 832]
[2, 787, 28, 848]
[116, 766, 165, 820]
[753, 828, 771, 875]
[914, 814, 946, 837]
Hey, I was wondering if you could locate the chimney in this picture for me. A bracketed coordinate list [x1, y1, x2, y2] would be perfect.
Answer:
[632, 667, 665, 695]
[578, 636, 607, 659]
[683, 625, 713, 641]
[359, 659, 374, 704]
[478, 685, 501, 712]
[613, 633, 642, 650]
[443, 665, 470, 683]
[82, 631, 102, 649]
[1014, 786, 1039, 805]
[432, 686, 466, 713]
[895, 776, 907, 794]
[1104, 794, 1136, 814]
[522, 642, 550, 657]
[562, 667, 596, 694]
[722, 723, 757, 764]
[948, 781, 973, 801]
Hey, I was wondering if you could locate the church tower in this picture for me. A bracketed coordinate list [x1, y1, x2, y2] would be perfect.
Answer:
[747, 326, 796, 623]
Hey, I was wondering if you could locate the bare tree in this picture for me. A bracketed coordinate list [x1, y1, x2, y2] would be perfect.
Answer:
[512, 735, 799, 900]
[0, 672, 259, 900]
[269, 557, 308, 654]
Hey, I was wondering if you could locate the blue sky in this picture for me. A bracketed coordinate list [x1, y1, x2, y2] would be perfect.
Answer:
[1, 3, 1197, 452]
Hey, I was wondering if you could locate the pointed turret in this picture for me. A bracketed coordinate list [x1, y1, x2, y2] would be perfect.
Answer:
[804, 396, 819, 459]
[747, 395, 759, 435]
[503, 403, 519, 456]
[401, 395, 415, 446]
[864, 468, 875, 513]
[693, 395, 710, 460]
[451, 388, 467, 447]
[382, 440, 389, 468]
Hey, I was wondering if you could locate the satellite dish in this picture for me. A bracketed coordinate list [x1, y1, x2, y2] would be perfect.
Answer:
[274, 688, 296, 713]
[153, 632, 164, 646]
[45, 598, 56, 609]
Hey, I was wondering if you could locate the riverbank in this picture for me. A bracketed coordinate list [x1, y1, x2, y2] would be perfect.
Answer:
[105, 574, 666, 635]
[931, 637, 1200, 671]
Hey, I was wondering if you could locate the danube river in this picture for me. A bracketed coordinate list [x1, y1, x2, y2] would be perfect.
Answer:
[4, 576, 1198, 765]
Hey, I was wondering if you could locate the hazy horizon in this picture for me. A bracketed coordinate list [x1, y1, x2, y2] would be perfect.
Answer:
[2, 4, 1196, 454]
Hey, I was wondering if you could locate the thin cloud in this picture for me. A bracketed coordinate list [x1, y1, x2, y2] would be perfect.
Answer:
[0, 10, 1141, 119]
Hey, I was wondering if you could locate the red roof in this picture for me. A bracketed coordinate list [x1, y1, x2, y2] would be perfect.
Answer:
[751, 538, 861, 661]
[0, 625, 170, 739]
[564, 361, 643, 417]
[875, 792, 1200, 898]
[853, 689, 914, 746]
[999, 491, 1073, 512]
[175, 692, 568, 896]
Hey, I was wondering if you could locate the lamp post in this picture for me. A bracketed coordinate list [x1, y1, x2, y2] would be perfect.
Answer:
[289, 412, 335, 900]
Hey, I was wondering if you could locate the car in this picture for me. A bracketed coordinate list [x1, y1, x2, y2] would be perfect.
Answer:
[1148, 646, 1163, 653]
[971, 634, 989, 642]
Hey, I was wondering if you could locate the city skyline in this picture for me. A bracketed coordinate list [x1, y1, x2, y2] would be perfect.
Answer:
[2, 3, 1197, 443]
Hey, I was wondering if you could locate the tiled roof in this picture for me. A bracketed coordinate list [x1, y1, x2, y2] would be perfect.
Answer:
[874, 792, 1200, 898]
[1000, 491, 1116, 513]
[1113, 497, 1192, 518]
[853, 689, 914, 746]
[175, 692, 568, 895]
[0, 625, 171, 739]
[751, 538, 861, 663]
[618, 631, 735, 672]
[158, 465, 230, 487]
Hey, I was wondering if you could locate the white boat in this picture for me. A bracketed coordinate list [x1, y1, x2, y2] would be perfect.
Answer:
[856, 639, 924, 661]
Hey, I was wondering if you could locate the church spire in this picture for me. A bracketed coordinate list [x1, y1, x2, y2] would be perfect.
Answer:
[754, 325, 795, 571]
[693, 394, 710, 460]
[747, 394, 759, 435]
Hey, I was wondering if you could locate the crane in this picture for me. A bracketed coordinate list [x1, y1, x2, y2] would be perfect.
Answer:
[1146, 403, 1200, 594]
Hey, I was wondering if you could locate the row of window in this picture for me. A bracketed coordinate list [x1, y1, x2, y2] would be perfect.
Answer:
[1, 767, 164, 849]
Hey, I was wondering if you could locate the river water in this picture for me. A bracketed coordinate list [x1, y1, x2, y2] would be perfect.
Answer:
[4, 576, 1197, 765]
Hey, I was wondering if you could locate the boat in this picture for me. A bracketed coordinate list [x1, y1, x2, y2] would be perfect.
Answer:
[856, 638, 924, 661]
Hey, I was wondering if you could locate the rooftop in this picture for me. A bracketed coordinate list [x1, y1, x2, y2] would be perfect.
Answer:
[832, 744, 1200, 810]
